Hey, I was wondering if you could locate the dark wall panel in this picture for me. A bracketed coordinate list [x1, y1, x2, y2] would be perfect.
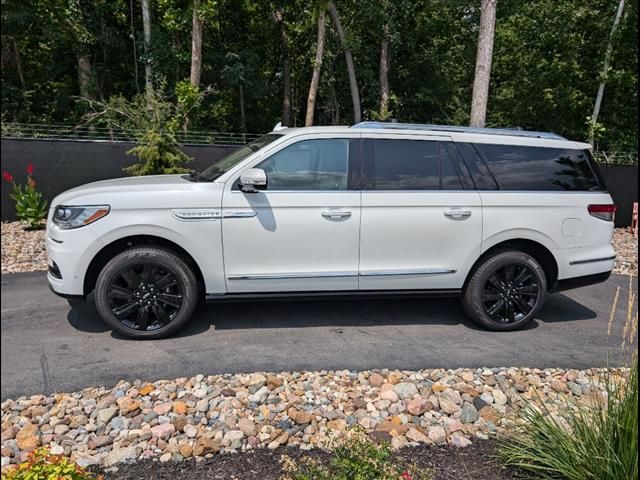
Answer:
[1, 139, 237, 221]
[1, 139, 638, 227]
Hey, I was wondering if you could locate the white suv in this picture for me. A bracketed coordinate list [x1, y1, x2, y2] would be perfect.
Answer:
[46, 122, 617, 339]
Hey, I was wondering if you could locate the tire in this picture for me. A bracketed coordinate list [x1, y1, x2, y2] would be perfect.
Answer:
[462, 250, 547, 331]
[94, 246, 199, 339]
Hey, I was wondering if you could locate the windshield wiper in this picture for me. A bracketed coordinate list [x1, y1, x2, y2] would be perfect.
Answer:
[184, 169, 205, 182]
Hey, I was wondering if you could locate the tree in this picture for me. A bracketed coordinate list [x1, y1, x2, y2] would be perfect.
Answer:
[190, 0, 204, 87]
[327, 1, 360, 123]
[273, 6, 291, 126]
[141, 0, 153, 96]
[378, 23, 391, 120]
[470, 0, 498, 128]
[589, 0, 626, 146]
[305, 5, 327, 127]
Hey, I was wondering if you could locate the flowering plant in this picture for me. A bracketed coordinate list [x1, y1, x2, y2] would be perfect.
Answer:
[3, 164, 48, 229]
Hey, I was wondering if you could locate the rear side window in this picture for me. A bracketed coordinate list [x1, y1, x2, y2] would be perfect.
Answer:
[473, 144, 603, 191]
[363, 139, 467, 190]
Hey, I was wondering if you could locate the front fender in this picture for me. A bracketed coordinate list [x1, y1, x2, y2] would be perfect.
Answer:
[87, 210, 225, 294]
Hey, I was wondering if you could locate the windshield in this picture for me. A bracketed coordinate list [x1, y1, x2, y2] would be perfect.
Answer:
[195, 133, 283, 181]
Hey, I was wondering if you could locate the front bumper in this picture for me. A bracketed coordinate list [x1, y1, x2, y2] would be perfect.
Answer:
[45, 221, 104, 296]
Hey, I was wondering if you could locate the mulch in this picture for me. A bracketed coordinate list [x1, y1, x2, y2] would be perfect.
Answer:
[89, 441, 517, 480]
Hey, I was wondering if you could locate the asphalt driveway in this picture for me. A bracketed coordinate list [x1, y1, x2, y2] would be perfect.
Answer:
[1, 271, 637, 400]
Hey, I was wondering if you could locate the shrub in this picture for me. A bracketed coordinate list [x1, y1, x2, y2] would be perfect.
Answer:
[3, 447, 101, 480]
[124, 128, 192, 176]
[3, 164, 48, 229]
[499, 364, 638, 480]
[280, 428, 432, 480]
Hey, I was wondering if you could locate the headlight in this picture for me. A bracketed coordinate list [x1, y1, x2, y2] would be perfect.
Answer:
[53, 205, 110, 229]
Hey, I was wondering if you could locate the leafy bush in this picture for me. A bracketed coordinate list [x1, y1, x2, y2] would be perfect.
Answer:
[4, 447, 101, 480]
[280, 428, 432, 480]
[3, 164, 48, 229]
[79, 82, 199, 176]
[124, 128, 192, 176]
[500, 364, 638, 480]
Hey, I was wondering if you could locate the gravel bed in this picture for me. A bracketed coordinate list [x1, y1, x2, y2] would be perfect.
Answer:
[87, 441, 513, 480]
[1, 367, 625, 471]
[2, 221, 637, 276]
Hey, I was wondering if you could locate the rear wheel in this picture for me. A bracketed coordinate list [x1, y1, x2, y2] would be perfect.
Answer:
[94, 247, 199, 339]
[463, 250, 547, 331]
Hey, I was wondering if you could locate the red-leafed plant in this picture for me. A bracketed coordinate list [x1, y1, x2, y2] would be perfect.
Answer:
[3, 164, 48, 229]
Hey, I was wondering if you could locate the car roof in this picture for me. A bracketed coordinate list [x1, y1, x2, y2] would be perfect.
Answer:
[272, 123, 591, 150]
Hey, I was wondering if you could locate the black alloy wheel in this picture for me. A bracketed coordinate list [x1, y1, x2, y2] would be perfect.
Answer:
[481, 263, 540, 323]
[94, 246, 199, 339]
[107, 262, 184, 331]
[462, 250, 547, 331]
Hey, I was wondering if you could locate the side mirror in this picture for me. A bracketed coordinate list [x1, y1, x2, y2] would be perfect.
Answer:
[240, 168, 267, 192]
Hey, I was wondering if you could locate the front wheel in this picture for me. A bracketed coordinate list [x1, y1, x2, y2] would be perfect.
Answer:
[463, 250, 547, 331]
[94, 247, 199, 339]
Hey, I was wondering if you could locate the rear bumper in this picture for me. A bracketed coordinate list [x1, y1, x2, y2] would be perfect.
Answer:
[551, 270, 612, 293]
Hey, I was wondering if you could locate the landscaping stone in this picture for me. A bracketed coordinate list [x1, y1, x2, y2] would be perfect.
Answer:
[0, 367, 625, 468]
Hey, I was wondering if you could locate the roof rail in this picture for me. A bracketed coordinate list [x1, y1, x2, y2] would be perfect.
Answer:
[350, 121, 566, 140]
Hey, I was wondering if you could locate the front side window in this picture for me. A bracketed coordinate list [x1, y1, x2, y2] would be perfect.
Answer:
[474, 144, 603, 191]
[196, 133, 283, 181]
[257, 138, 349, 190]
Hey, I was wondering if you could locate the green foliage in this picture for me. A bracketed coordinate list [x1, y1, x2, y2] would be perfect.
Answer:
[4, 447, 101, 480]
[4, 167, 48, 229]
[500, 365, 638, 480]
[280, 428, 432, 480]
[0, 0, 637, 150]
[80, 83, 194, 175]
[125, 128, 191, 175]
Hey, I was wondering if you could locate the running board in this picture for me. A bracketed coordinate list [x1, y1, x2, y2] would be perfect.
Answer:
[205, 289, 461, 303]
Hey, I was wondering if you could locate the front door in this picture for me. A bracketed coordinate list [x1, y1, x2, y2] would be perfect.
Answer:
[359, 136, 483, 290]
[222, 135, 361, 293]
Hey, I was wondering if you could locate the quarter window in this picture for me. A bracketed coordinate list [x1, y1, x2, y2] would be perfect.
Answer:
[257, 139, 349, 190]
[474, 144, 603, 191]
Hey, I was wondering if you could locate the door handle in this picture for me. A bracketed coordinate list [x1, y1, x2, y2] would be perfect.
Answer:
[321, 209, 352, 219]
[443, 209, 472, 220]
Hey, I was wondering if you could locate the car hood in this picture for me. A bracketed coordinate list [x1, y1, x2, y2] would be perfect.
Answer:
[51, 175, 224, 210]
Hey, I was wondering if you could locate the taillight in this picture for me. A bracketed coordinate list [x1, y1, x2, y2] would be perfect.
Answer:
[588, 204, 617, 222]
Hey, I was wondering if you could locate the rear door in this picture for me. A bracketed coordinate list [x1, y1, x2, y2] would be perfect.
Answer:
[359, 135, 483, 290]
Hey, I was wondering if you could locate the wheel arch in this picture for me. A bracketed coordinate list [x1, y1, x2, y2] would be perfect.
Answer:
[465, 238, 559, 292]
[83, 235, 206, 298]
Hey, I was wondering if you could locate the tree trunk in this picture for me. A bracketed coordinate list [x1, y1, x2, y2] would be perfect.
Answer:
[130, 0, 140, 94]
[273, 9, 291, 126]
[239, 82, 246, 133]
[8, 37, 27, 92]
[77, 53, 95, 99]
[470, 0, 497, 128]
[329, 83, 340, 125]
[190, 0, 203, 87]
[590, 0, 625, 145]
[328, 1, 361, 124]
[141, 0, 153, 96]
[379, 26, 391, 120]
[305, 8, 327, 127]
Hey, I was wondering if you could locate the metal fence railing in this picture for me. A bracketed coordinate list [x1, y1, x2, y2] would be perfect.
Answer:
[1, 123, 638, 164]
[1, 123, 261, 146]
[592, 151, 638, 166]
